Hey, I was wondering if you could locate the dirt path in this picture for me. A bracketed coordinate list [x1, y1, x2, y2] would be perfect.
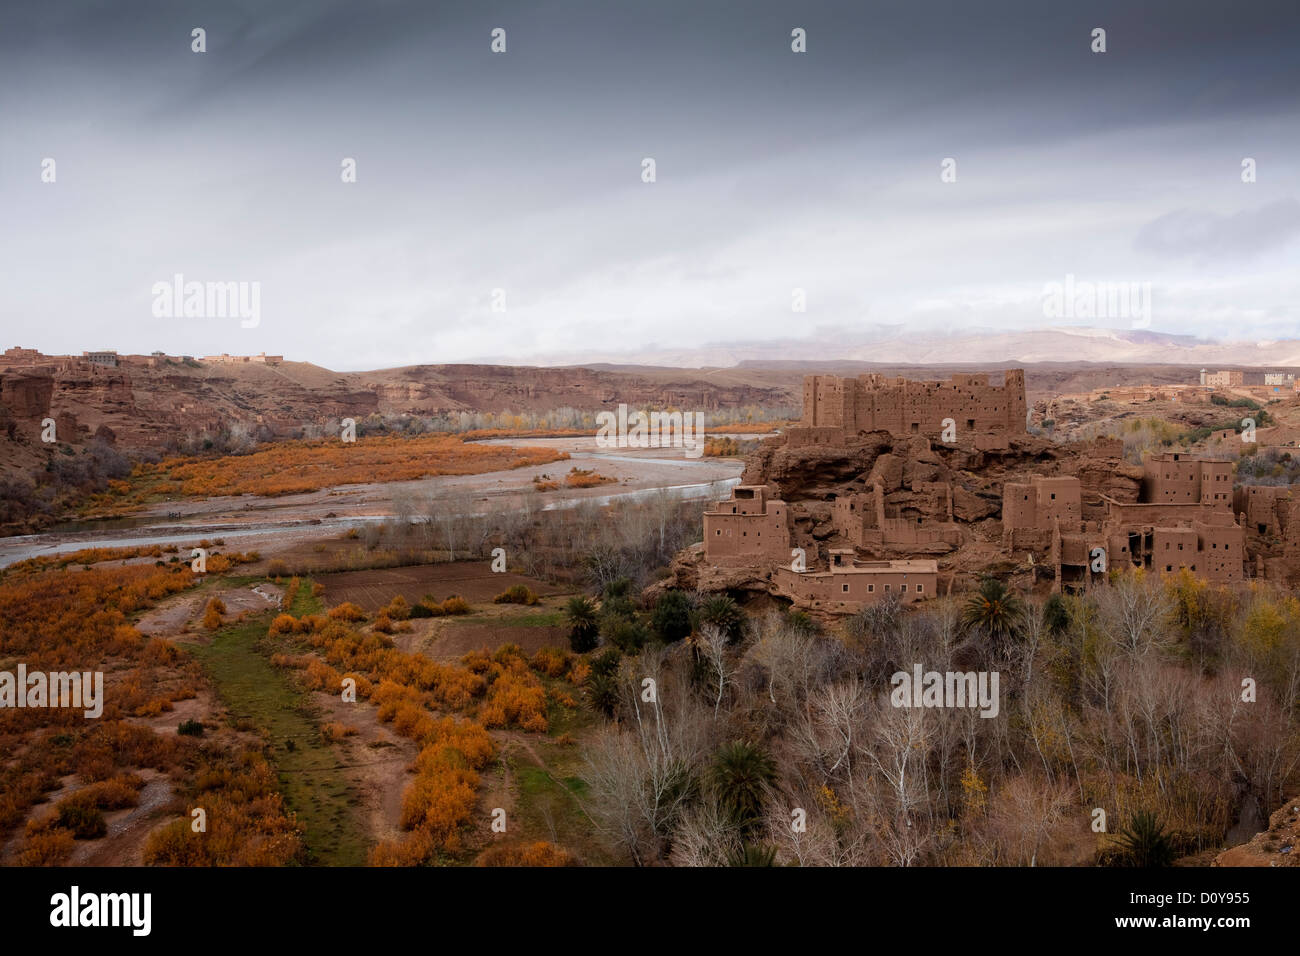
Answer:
[70, 773, 173, 866]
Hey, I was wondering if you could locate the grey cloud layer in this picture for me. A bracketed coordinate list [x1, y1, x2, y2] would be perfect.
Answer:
[2, 0, 1297, 367]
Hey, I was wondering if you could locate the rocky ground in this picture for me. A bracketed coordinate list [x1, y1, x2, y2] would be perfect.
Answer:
[1214, 795, 1300, 866]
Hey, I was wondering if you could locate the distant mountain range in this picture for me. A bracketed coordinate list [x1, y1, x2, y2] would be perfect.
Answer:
[525, 326, 1300, 370]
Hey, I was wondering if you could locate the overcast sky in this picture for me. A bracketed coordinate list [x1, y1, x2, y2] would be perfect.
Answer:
[2, 0, 1297, 369]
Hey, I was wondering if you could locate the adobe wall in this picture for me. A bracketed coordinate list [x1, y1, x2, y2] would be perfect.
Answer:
[834, 487, 961, 549]
[800, 369, 1027, 441]
[773, 561, 937, 611]
[1235, 485, 1292, 535]
[1142, 453, 1233, 508]
[702, 485, 792, 566]
[1003, 476, 1084, 553]
[784, 425, 847, 448]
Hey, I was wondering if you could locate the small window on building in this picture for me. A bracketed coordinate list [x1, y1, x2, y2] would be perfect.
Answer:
[842, 584, 849, 593]
[916, 584, 924, 593]
[884, 585, 891, 592]
[867, 584, 874, 593]
[1166, 565, 1173, 572]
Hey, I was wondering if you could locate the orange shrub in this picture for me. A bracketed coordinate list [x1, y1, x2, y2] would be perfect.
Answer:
[328, 601, 366, 622]
[476, 841, 578, 867]
[320, 722, 358, 743]
[399, 766, 479, 838]
[531, 646, 571, 678]
[479, 663, 548, 733]
[567, 659, 591, 685]
[125, 435, 568, 499]
[17, 828, 76, 867]
[142, 753, 302, 866]
[494, 584, 539, 606]
[420, 718, 495, 769]
[369, 829, 435, 867]
[202, 598, 225, 630]
[303, 659, 343, 692]
[439, 596, 470, 616]
[563, 466, 616, 489]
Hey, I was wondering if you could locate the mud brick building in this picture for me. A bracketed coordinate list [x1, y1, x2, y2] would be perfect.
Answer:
[790, 370, 1027, 444]
[1141, 452, 1234, 508]
[774, 552, 938, 612]
[834, 483, 963, 551]
[1235, 485, 1298, 537]
[1205, 370, 1244, 387]
[702, 485, 792, 566]
[1001, 476, 1082, 550]
[1003, 456, 1246, 589]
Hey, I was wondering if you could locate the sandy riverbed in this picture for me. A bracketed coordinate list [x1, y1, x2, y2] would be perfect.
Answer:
[0, 440, 745, 568]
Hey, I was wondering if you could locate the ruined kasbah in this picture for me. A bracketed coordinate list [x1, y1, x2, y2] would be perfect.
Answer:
[663, 369, 1300, 618]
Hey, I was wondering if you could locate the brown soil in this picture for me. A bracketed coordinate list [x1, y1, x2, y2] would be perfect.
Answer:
[316, 563, 561, 609]
[308, 688, 419, 847]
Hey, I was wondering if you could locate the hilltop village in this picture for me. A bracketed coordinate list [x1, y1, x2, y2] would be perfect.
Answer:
[670, 370, 1300, 615]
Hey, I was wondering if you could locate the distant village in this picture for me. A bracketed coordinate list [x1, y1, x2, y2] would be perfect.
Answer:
[1, 346, 283, 369]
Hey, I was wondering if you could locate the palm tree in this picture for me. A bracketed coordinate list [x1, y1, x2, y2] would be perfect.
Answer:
[565, 596, 599, 652]
[726, 842, 777, 867]
[962, 577, 1024, 642]
[1115, 810, 1176, 867]
[697, 595, 746, 643]
[710, 741, 777, 834]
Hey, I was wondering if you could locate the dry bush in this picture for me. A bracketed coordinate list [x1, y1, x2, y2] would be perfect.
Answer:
[128, 435, 567, 499]
[439, 596, 471, 616]
[327, 601, 366, 622]
[384, 594, 410, 620]
[476, 841, 578, 867]
[531, 646, 572, 678]
[17, 828, 76, 866]
[202, 598, 225, 630]
[493, 584, 539, 605]
[320, 722, 358, 743]
[142, 752, 302, 866]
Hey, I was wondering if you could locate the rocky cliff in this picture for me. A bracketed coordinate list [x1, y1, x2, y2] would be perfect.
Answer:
[0, 357, 797, 472]
[656, 430, 1143, 607]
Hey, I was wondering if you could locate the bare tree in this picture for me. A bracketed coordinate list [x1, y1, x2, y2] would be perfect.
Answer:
[669, 798, 739, 867]
[583, 648, 714, 864]
[984, 773, 1077, 866]
[692, 623, 733, 718]
[1095, 570, 1174, 658]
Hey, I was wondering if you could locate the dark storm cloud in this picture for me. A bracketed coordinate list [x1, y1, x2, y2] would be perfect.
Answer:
[1, 0, 1298, 366]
